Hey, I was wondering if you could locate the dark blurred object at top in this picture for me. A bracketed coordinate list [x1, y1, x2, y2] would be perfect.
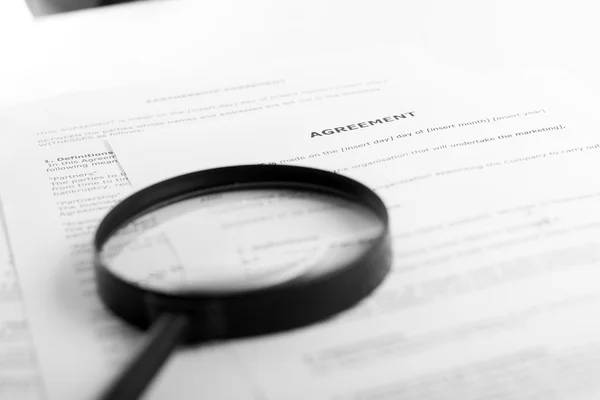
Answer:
[27, 0, 143, 16]
[100, 0, 139, 5]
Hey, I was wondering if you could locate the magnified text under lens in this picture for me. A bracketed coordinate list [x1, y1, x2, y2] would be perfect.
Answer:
[101, 189, 384, 294]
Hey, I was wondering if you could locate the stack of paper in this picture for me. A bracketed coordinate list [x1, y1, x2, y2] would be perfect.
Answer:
[2, 49, 600, 400]
[0, 209, 42, 399]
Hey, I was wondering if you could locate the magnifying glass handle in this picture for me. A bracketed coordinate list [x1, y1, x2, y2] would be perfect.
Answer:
[99, 313, 190, 400]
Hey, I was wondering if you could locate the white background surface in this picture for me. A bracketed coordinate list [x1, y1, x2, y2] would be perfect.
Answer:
[0, 1, 598, 110]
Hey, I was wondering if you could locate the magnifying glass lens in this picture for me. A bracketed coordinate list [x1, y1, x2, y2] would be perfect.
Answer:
[94, 166, 392, 400]
[101, 189, 384, 294]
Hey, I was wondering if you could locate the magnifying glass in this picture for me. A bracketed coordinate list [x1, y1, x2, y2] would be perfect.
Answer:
[93, 165, 392, 400]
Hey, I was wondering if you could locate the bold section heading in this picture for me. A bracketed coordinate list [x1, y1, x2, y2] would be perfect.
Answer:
[310, 112, 416, 138]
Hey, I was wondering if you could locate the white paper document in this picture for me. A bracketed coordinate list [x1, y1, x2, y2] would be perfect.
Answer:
[109, 68, 600, 399]
[0, 62, 404, 399]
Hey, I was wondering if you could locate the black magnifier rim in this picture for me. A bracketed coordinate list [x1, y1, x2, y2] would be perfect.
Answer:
[94, 164, 392, 342]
